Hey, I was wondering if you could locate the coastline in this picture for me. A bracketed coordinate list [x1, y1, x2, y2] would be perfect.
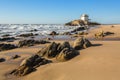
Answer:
[0, 24, 120, 80]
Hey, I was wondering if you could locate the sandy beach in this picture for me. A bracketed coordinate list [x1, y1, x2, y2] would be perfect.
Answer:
[0, 25, 120, 80]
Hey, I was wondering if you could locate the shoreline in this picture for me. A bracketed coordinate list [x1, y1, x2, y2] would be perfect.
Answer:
[0, 24, 120, 80]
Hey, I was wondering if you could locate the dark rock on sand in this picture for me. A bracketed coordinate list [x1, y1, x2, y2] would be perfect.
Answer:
[38, 41, 79, 61]
[57, 41, 71, 53]
[83, 38, 92, 49]
[0, 43, 18, 51]
[0, 37, 16, 42]
[18, 33, 35, 37]
[18, 39, 50, 47]
[73, 37, 92, 50]
[56, 48, 78, 61]
[11, 55, 20, 59]
[73, 37, 84, 50]
[0, 58, 5, 62]
[104, 32, 114, 36]
[10, 54, 51, 76]
[37, 42, 59, 58]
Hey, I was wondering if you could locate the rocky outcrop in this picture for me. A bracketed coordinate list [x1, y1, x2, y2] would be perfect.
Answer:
[37, 42, 59, 58]
[0, 37, 16, 42]
[0, 43, 18, 51]
[65, 20, 86, 26]
[37, 41, 79, 61]
[18, 39, 50, 47]
[10, 54, 52, 76]
[18, 33, 36, 37]
[56, 48, 78, 61]
[73, 37, 92, 50]
[65, 19, 100, 26]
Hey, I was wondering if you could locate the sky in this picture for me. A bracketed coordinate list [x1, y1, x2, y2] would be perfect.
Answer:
[0, 0, 120, 24]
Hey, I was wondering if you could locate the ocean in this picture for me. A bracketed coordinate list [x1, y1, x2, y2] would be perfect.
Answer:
[0, 24, 79, 37]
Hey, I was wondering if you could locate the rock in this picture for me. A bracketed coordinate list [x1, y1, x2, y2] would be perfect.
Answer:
[2, 34, 11, 37]
[0, 43, 18, 51]
[104, 32, 114, 36]
[38, 41, 79, 61]
[62, 32, 71, 35]
[46, 38, 52, 40]
[0, 37, 16, 42]
[73, 37, 84, 50]
[83, 39, 92, 49]
[94, 31, 104, 39]
[38, 42, 59, 58]
[56, 48, 78, 61]
[49, 31, 58, 35]
[77, 32, 88, 35]
[57, 41, 71, 53]
[10, 54, 52, 76]
[73, 37, 92, 50]
[18, 33, 35, 37]
[71, 27, 86, 33]
[18, 39, 49, 47]
[10, 66, 34, 76]
[11, 55, 20, 59]
[0, 58, 5, 62]
[30, 29, 38, 32]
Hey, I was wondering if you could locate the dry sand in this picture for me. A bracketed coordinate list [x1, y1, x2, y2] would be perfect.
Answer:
[0, 25, 120, 80]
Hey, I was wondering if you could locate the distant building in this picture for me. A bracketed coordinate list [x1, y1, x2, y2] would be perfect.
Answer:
[80, 14, 89, 21]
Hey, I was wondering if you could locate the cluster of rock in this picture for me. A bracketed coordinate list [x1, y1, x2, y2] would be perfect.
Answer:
[73, 37, 92, 50]
[10, 54, 51, 76]
[37, 41, 79, 61]
[9, 37, 92, 76]
[0, 43, 18, 51]
[18, 39, 50, 47]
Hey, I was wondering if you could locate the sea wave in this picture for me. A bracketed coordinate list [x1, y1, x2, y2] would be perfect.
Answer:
[0, 24, 79, 37]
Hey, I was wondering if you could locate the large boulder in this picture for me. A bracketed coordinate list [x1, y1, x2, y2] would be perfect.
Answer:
[73, 37, 92, 50]
[56, 48, 78, 61]
[10, 54, 51, 76]
[73, 37, 84, 50]
[38, 42, 59, 58]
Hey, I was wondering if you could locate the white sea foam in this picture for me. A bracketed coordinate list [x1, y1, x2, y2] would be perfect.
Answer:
[0, 24, 79, 37]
